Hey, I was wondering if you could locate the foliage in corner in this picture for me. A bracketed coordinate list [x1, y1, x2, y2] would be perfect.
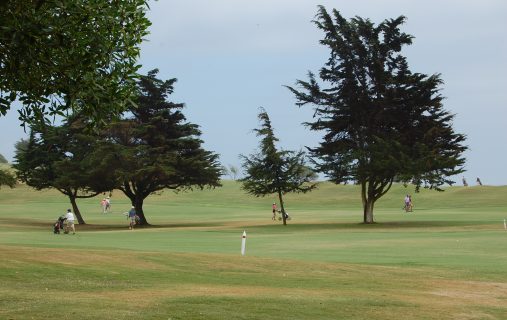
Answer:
[0, 0, 151, 128]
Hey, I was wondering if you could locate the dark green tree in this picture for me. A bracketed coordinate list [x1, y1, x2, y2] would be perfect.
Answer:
[287, 6, 466, 223]
[95, 69, 222, 225]
[0, 169, 16, 188]
[14, 119, 114, 224]
[240, 108, 317, 225]
[0, 0, 150, 127]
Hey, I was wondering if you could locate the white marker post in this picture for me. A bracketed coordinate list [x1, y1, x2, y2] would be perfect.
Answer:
[504, 219, 506, 231]
[241, 231, 247, 256]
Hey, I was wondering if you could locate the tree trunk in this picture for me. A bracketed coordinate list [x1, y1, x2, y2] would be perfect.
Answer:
[133, 197, 149, 226]
[277, 190, 287, 226]
[360, 180, 377, 224]
[360, 181, 367, 211]
[68, 194, 85, 224]
[121, 182, 150, 226]
[363, 198, 375, 224]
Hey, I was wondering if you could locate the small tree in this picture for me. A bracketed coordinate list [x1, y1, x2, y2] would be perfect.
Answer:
[220, 165, 231, 179]
[228, 165, 240, 180]
[240, 108, 317, 225]
[95, 69, 222, 225]
[0, 153, 7, 164]
[287, 6, 467, 223]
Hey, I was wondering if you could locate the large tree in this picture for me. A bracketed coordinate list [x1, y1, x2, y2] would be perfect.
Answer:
[240, 108, 317, 225]
[287, 6, 466, 223]
[0, 0, 150, 127]
[96, 69, 222, 225]
[14, 118, 114, 224]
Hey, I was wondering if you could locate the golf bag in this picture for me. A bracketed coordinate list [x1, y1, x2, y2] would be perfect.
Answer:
[277, 210, 291, 221]
[53, 216, 67, 234]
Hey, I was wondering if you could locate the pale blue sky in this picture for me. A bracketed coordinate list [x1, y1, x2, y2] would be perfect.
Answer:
[1, 0, 506, 185]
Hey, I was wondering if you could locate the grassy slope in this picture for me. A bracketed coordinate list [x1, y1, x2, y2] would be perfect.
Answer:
[0, 181, 506, 319]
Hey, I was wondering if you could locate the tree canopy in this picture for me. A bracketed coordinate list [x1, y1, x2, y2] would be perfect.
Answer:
[0, 153, 7, 164]
[287, 6, 466, 223]
[240, 108, 317, 225]
[94, 69, 222, 225]
[0, 0, 150, 127]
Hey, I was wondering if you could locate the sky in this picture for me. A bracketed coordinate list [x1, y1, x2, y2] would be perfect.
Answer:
[1, 0, 506, 185]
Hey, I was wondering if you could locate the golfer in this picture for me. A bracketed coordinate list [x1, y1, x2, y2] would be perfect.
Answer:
[128, 206, 137, 230]
[404, 195, 410, 212]
[100, 198, 107, 213]
[272, 202, 277, 220]
[64, 209, 76, 234]
[105, 196, 111, 212]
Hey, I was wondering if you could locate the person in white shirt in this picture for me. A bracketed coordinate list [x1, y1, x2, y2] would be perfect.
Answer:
[64, 209, 76, 234]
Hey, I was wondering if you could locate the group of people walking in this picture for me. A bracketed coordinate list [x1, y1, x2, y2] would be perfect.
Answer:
[101, 197, 139, 229]
[57, 192, 429, 234]
[271, 202, 291, 221]
[54, 196, 141, 234]
[100, 197, 111, 213]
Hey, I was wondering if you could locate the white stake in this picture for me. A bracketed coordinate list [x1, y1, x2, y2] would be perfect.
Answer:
[504, 219, 506, 231]
[241, 230, 247, 256]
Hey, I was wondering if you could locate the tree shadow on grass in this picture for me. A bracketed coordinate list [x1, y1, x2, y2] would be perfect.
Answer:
[246, 220, 486, 233]
[131, 222, 223, 229]
[0, 217, 222, 232]
[72, 223, 223, 232]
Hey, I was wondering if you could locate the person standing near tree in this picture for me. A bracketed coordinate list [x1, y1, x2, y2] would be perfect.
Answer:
[128, 206, 137, 230]
[105, 196, 111, 212]
[64, 209, 76, 234]
[100, 198, 107, 213]
[272, 203, 277, 221]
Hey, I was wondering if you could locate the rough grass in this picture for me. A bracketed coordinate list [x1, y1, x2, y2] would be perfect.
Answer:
[0, 181, 507, 319]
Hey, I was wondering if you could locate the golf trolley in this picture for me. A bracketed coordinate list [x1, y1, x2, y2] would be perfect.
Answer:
[277, 210, 292, 221]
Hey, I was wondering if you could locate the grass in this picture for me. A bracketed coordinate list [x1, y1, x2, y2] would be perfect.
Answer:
[1, 181, 507, 319]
